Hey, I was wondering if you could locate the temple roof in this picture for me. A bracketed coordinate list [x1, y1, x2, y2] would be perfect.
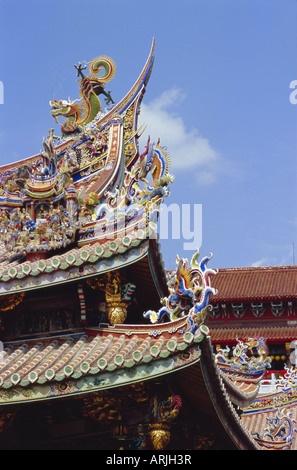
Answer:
[0, 230, 160, 294]
[1, 40, 296, 451]
[210, 265, 297, 303]
[210, 325, 297, 344]
[0, 39, 172, 300]
[0, 319, 207, 402]
[0, 320, 269, 450]
[241, 371, 297, 450]
[175, 334, 263, 449]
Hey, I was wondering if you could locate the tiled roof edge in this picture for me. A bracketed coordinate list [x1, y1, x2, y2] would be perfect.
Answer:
[0, 223, 156, 284]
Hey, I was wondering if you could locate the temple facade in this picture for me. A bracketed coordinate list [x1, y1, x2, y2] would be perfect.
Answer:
[209, 265, 297, 374]
[0, 40, 296, 450]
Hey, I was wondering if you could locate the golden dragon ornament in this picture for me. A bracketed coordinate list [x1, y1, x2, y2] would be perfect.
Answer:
[50, 56, 116, 134]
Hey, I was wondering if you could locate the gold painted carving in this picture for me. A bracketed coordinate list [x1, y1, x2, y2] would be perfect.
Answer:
[0, 292, 25, 312]
[148, 423, 171, 450]
[87, 271, 127, 325]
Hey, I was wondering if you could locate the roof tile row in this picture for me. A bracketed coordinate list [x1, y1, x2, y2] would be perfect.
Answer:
[0, 326, 205, 389]
[210, 325, 297, 342]
[211, 265, 297, 303]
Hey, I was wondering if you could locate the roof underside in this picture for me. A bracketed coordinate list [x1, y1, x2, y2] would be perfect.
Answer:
[175, 336, 259, 450]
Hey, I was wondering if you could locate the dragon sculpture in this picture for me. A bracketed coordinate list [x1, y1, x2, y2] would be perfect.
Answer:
[151, 394, 182, 425]
[253, 407, 297, 450]
[124, 138, 173, 209]
[50, 56, 116, 134]
[94, 138, 174, 227]
[144, 250, 218, 333]
[215, 337, 271, 375]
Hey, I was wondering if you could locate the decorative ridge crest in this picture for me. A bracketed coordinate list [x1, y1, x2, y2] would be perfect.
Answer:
[253, 406, 297, 450]
[215, 337, 271, 376]
[50, 56, 116, 134]
[0, 41, 172, 259]
[144, 250, 217, 333]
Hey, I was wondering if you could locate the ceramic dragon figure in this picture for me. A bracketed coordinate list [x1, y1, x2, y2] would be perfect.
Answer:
[94, 138, 174, 226]
[253, 407, 297, 450]
[215, 337, 271, 374]
[144, 250, 218, 333]
[50, 56, 116, 134]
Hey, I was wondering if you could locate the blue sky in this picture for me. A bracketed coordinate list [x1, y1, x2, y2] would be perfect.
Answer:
[0, 0, 296, 270]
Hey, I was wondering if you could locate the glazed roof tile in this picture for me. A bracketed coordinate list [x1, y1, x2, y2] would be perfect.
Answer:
[0, 322, 204, 390]
[211, 265, 297, 303]
[0, 224, 155, 285]
[210, 325, 297, 343]
[219, 370, 261, 407]
[241, 391, 297, 450]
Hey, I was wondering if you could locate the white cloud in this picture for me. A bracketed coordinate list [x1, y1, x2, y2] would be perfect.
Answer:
[250, 242, 295, 267]
[251, 258, 268, 267]
[139, 88, 219, 185]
